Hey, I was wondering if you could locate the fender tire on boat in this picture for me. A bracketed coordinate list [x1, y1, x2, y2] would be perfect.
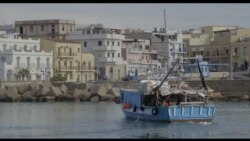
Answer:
[114, 97, 120, 104]
[133, 105, 137, 112]
[140, 106, 145, 111]
[152, 107, 158, 116]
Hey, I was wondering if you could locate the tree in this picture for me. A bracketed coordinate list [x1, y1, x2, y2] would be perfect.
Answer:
[17, 68, 30, 81]
[50, 74, 67, 82]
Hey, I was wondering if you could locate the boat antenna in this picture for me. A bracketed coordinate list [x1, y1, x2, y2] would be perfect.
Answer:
[154, 58, 180, 91]
[197, 59, 211, 104]
[197, 59, 208, 91]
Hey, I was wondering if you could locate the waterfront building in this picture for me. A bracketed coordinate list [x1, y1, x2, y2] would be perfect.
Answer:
[0, 33, 53, 81]
[15, 19, 75, 40]
[66, 24, 126, 81]
[125, 28, 186, 72]
[40, 39, 95, 82]
[151, 28, 186, 70]
[184, 26, 250, 72]
[0, 24, 15, 34]
[122, 38, 161, 76]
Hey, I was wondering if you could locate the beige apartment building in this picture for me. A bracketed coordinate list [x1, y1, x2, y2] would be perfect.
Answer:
[184, 26, 250, 72]
[15, 19, 75, 40]
[40, 39, 95, 82]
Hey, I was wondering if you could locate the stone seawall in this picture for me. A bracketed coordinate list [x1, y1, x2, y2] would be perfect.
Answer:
[1, 80, 250, 102]
[0, 81, 120, 102]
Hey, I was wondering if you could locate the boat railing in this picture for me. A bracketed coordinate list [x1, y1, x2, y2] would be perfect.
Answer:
[179, 102, 205, 105]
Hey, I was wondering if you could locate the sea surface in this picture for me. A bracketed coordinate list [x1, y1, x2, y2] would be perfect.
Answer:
[0, 101, 250, 138]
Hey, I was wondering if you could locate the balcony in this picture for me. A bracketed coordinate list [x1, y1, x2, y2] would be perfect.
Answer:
[141, 60, 160, 64]
[73, 34, 125, 40]
[93, 46, 119, 51]
[96, 57, 117, 63]
[57, 53, 77, 58]
[128, 49, 142, 53]
[79, 66, 96, 72]
[127, 59, 142, 64]
[142, 50, 158, 54]
[58, 66, 75, 71]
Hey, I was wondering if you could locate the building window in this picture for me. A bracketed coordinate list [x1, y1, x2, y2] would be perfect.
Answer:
[30, 25, 33, 32]
[112, 53, 114, 58]
[78, 48, 80, 52]
[51, 25, 55, 34]
[145, 45, 149, 50]
[234, 48, 238, 55]
[108, 53, 110, 57]
[27, 57, 30, 67]
[34, 45, 37, 51]
[16, 57, 20, 68]
[118, 53, 120, 58]
[20, 26, 23, 34]
[37, 57, 40, 68]
[83, 61, 86, 67]
[1, 57, 6, 63]
[84, 42, 87, 47]
[46, 58, 50, 67]
[89, 62, 91, 70]
[107, 41, 109, 46]
[41, 25, 44, 31]
[70, 72, 73, 80]
[70, 61, 72, 69]
[98, 41, 102, 46]
[118, 42, 120, 46]
[64, 74, 67, 80]
[244, 47, 247, 56]
[62, 25, 64, 31]
[87, 30, 90, 34]
[69, 48, 72, 56]
[58, 61, 61, 69]
[64, 61, 67, 66]
[112, 41, 114, 46]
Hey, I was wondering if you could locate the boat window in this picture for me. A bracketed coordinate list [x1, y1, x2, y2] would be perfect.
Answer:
[121, 93, 124, 101]
[142, 95, 156, 106]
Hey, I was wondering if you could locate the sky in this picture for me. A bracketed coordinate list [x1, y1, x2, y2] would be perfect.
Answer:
[1, 3, 250, 31]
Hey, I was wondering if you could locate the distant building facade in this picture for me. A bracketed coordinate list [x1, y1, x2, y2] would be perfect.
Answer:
[0, 33, 53, 81]
[40, 39, 95, 82]
[122, 38, 161, 76]
[0, 24, 15, 34]
[66, 24, 126, 81]
[15, 19, 75, 40]
[184, 26, 250, 72]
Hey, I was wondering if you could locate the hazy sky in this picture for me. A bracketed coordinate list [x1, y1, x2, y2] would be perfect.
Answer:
[1, 3, 250, 31]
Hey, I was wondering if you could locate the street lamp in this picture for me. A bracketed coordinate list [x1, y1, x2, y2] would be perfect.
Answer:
[230, 43, 234, 80]
[41, 69, 45, 84]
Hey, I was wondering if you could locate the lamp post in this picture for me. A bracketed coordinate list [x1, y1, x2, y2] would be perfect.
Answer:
[41, 69, 45, 84]
[230, 43, 234, 80]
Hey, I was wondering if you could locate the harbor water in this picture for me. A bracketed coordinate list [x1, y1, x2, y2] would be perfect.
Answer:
[0, 101, 250, 138]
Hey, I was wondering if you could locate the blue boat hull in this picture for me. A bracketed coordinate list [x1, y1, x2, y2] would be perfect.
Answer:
[121, 105, 215, 122]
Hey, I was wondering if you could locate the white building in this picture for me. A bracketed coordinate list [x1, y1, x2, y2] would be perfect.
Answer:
[0, 33, 53, 81]
[122, 38, 161, 76]
[66, 24, 126, 81]
[151, 28, 186, 71]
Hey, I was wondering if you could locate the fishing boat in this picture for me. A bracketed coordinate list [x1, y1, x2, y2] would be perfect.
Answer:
[115, 58, 216, 123]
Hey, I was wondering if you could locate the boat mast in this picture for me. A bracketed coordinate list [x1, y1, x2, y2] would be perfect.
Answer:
[163, 9, 168, 73]
[153, 58, 180, 106]
[197, 59, 209, 103]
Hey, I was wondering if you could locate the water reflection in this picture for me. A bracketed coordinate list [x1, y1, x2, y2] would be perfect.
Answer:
[0, 102, 250, 138]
